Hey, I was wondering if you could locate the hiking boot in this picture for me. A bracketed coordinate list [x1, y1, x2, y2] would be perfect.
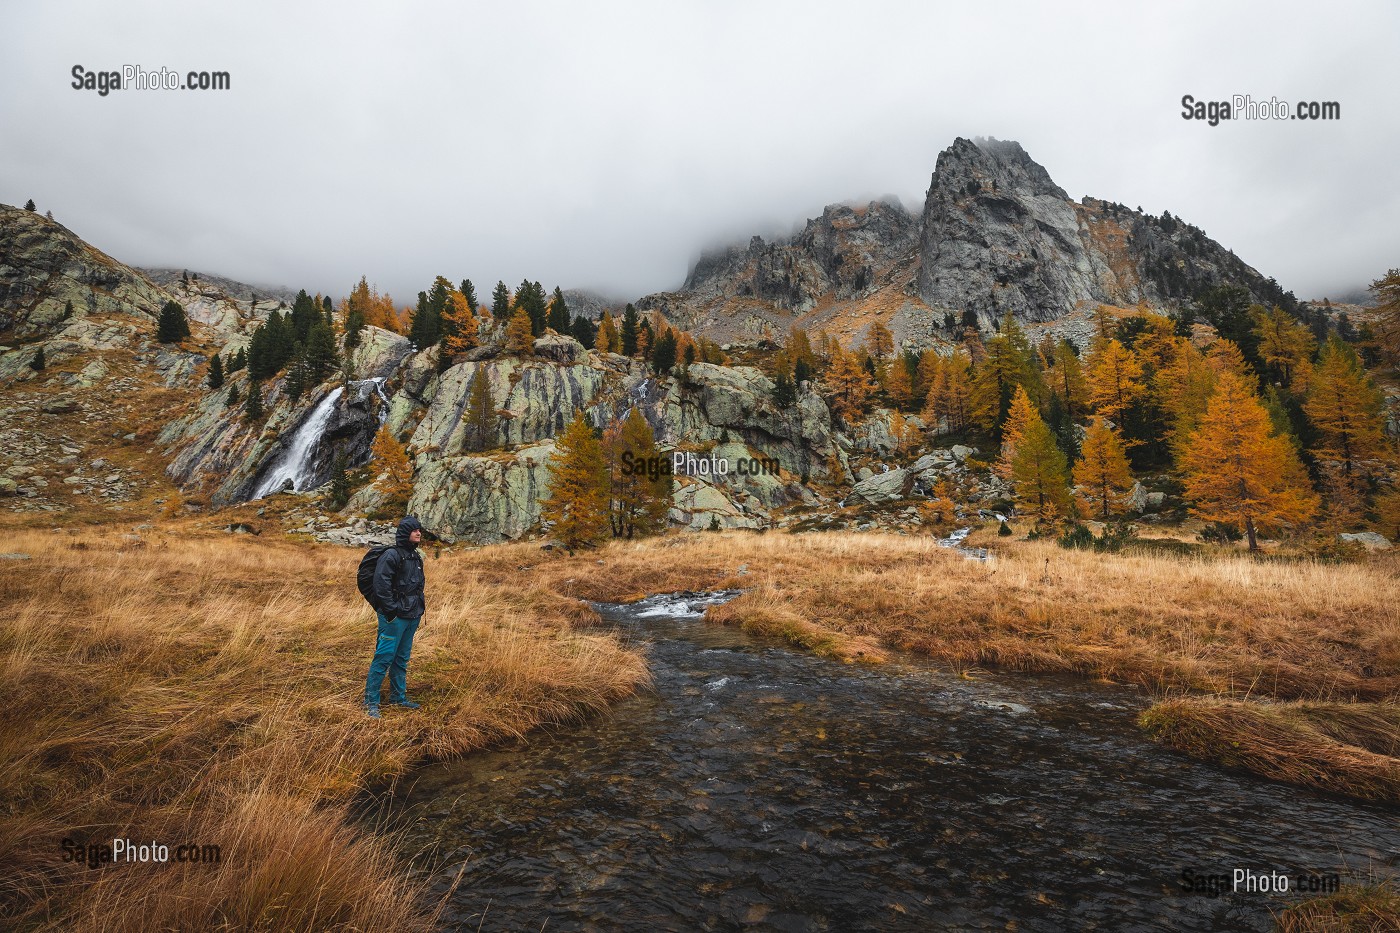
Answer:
[391, 699, 421, 710]
[365, 704, 381, 719]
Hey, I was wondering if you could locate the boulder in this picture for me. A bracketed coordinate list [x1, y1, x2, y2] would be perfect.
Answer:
[533, 333, 586, 364]
[669, 477, 764, 530]
[1338, 532, 1392, 551]
[849, 467, 913, 504]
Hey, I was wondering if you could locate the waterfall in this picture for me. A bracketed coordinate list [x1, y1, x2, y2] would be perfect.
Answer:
[251, 387, 345, 498]
[367, 377, 390, 426]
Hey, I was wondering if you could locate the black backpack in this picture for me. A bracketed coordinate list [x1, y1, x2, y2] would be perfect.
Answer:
[357, 544, 396, 611]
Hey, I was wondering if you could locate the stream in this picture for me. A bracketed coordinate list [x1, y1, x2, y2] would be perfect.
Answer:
[369, 592, 1400, 932]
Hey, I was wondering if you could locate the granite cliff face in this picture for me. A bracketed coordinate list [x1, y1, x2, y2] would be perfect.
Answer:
[638, 137, 1290, 348]
[639, 198, 919, 341]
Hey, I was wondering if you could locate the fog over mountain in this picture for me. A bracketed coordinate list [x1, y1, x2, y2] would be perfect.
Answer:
[2, 1, 1396, 305]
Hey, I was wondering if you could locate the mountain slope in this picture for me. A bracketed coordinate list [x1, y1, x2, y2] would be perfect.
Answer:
[638, 137, 1295, 349]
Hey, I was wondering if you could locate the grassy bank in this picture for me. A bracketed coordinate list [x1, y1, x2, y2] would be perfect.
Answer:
[530, 530, 1400, 807]
[529, 530, 1400, 700]
[4, 522, 1397, 929]
[1140, 698, 1400, 803]
[0, 525, 647, 931]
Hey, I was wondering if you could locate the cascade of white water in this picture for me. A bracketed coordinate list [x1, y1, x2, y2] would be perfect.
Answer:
[368, 377, 390, 426]
[251, 387, 344, 498]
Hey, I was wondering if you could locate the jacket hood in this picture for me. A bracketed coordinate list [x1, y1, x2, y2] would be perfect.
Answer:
[396, 516, 423, 549]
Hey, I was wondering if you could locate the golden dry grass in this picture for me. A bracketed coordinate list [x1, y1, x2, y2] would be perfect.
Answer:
[530, 529, 1400, 812]
[1275, 880, 1400, 933]
[0, 526, 647, 931]
[531, 531, 1400, 700]
[1140, 699, 1400, 803]
[4, 521, 1398, 929]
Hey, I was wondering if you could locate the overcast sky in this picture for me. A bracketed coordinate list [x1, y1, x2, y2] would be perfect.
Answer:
[2, 1, 1396, 306]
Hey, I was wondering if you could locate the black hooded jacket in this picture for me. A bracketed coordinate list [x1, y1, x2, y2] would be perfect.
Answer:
[373, 516, 426, 620]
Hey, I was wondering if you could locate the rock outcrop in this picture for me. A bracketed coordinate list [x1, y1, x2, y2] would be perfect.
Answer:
[0, 206, 170, 337]
[634, 138, 1293, 348]
[640, 198, 919, 341]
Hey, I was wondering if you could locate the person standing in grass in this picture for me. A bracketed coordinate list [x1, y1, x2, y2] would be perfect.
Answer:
[364, 515, 427, 718]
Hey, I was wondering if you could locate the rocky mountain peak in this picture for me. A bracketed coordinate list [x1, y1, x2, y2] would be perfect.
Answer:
[931, 136, 1068, 202]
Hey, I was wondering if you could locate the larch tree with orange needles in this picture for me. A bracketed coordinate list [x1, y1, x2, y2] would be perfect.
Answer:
[866, 319, 894, 360]
[541, 411, 610, 549]
[824, 346, 878, 422]
[1073, 417, 1134, 519]
[1180, 370, 1318, 550]
[1304, 337, 1391, 516]
[884, 357, 915, 410]
[1047, 340, 1087, 425]
[995, 386, 1037, 480]
[370, 423, 414, 514]
[604, 407, 671, 540]
[1085, 338, 1144, 423]
[440, 291, 479, 364]
[1010, 412, 1072, 524]
[595, 311, 620, 353]
[505, 306, 535, 356]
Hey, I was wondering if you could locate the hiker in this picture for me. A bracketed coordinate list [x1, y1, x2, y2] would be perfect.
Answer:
[363, 515, 427, 718]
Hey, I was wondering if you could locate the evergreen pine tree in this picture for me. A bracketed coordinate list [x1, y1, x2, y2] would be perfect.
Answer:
[226, 383, 240, 407]
[621, 304, 640, 356]
[157, 299, 191, 343]
[24, 199, 35, 211]
[62, 299, 73, 321]
[289, 289, 318, 343]
[651, 330, 677, 374]
[207, 352, 224, 389]
[408, 290, 435, 347]
[29, 346, 45, 371]
[344, 308, 365, 350]
[970, 312, 1039, 433]
[460, 279, 479, 315]
[328, 453, 351, 509]
[491, 281, 511, 320]
[773, 363, 796, 408]
[1048, 340, 1087, 424]
[304, 321, 339, 383]
[286, 347, 309, 401]
[244, 385, 265, 421]
[571, 313, 596, 348]
[547, 287, 571, 333]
